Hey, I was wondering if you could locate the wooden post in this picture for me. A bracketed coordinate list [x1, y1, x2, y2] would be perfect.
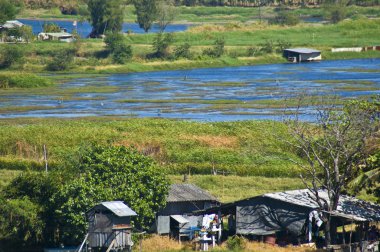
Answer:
[43, 144, 48, 173]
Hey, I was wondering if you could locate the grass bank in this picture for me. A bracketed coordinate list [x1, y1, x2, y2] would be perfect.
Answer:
[0, 118, 303, 177]
[1, 19, 378, 75]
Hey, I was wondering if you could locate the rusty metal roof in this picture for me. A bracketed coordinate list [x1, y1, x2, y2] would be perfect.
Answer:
[167, 184, 219, 203]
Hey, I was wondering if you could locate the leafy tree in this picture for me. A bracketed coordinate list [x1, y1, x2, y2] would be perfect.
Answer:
[133, 0, 158, 33]
[87, 0, 124, 37]
[323, 0, 348, 23]
[0, 45, 24, 69]
[0, 0, 18, 25]
[284, 97, 379, 245]
[52, 145, 169, 245]
[151, 32, 174, 58]
[0, 196, 44, 247]
[46, 48, 75, 71]
[271, 9, 300, 26]
[43, 22, 61, 32]
[202, 38, 225, 58]
[156, 0, 179, 32]
[104, 32, 132, 63]
[174, 43, 192, 59]
[3, 172, 60, 246]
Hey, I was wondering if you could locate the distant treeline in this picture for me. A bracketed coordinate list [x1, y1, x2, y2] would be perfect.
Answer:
[175, 0, 380, 6]
[14, 0, 380, 10]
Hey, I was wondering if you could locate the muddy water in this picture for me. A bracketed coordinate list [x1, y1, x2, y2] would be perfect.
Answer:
[1, 58, 379, 121]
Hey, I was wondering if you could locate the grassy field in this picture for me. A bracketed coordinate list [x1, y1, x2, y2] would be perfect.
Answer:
[0, 118, 303, 177]
[1, 18, 379, 76]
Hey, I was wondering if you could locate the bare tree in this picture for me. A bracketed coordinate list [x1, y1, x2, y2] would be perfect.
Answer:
[156, 0, 179, 32]
[284, 96, 379, 245]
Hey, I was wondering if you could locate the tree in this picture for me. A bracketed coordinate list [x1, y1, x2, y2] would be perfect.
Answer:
[46, 48, 75, 71]
[0, 45, 24, 69]
[52, 145, 169, 245]
[43, 22, 61, 33]
[0, 0, 17, 25]
[104, 32, 133, 63]
[87, 0, 124, 37]
[323, 0, 348, 23]
[202, 38, 225, 58]
[151, 32, 174, 58]
[284, 97, 379, 245]
[133, 0, 158, 33]
[0, 197, 44, 248]
[1, 172, 60, 247]
[156, 0, 179, 32]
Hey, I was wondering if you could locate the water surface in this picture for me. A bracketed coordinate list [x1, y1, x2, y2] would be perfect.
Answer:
[1, 58, 379, 121]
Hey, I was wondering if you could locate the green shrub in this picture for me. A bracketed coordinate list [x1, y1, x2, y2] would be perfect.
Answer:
[0, 45, 25, 69]
[271, 11, 300, 26]
[247, 46, 260, 57]
[174, 43, 192, 59]
[150, 32, 174, 59]
[276, 39, 292, 53]
[0, 73, 52, 88]
[226, 235, 246, 251]
[202, 38, 225, 58]
[259, 40, 275, 54]
[46, 48, 75, 71]
[104, 32, 133, 64]
[43, 22, 61, 33]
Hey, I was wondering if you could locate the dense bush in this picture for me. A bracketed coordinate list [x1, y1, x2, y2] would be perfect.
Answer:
[104, 32, 133, 64]
[226, 235, 246, 251]
[0, 73, 52, 88]
[150, 32, 174, 59]
[174, 43, 192, 59]
[46, 48, 75, 71]
[43, 22, 61, 32]
[271, 8, 300, 26]
[202, 38, 225, 57]
[259, 40, 275, 54]
[0, 45, 25, 69]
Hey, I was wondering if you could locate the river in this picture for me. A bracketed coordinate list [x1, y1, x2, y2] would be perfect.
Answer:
[1, 58, 379, 121]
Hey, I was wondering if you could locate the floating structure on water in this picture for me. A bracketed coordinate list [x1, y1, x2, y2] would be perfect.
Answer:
[283, 48, 322, 62]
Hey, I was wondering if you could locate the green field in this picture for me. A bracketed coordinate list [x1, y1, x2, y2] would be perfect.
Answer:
[1, 18, 379, 76]
[0, 118, 304, 177]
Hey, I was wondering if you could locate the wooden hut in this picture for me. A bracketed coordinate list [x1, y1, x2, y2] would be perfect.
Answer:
[85, 201, 137, 251]
[200, 189, 380, 249]
[283, 48, 321, 62]
[155, 184, 220, 236]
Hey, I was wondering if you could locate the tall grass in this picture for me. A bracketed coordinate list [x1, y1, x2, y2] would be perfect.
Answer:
[0, 72, 53, 88]
[0, 118, 304, 177]
[139, 235, 317, 252]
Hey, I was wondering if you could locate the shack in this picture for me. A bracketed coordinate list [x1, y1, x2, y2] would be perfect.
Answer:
[37, 32, 74, 42]
[200, 189, 380, 247]
[155, 184, 220, 237]
[84, 201, 137, 251]
[283, 48, 321, 62]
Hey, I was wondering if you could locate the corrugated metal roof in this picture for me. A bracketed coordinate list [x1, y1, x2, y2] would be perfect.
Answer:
[3, 20, 24, 29]
[167, 184, 219, 202]
[170, 215, 190, 224]
[264, 189, 380, 222]
[284, 48, 320, 54]
[100, 201, 137, 217]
